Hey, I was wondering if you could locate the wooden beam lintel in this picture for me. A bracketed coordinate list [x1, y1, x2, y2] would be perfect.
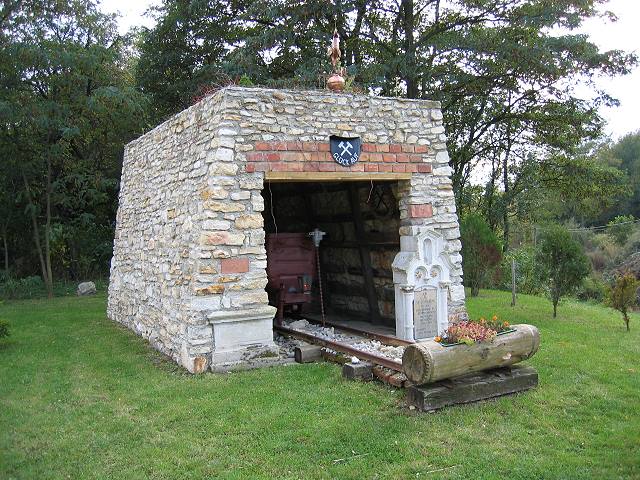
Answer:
[264, 172, 412, 183]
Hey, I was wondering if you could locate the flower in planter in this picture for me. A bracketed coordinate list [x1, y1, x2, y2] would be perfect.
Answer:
[471, 314, 512, 333]
[436, 321, 497, 345]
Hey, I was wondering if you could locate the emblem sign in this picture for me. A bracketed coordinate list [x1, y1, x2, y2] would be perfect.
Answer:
[330, 135, 361, 167]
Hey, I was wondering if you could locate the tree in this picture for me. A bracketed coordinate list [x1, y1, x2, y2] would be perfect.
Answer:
[460, 213, 502, 296]
[605, 272, 638, 332]
[138, 1, 636, 235]
[536, 224, 590, 317]
[598, 131, 640, 221]
[0, 0, 148, 293]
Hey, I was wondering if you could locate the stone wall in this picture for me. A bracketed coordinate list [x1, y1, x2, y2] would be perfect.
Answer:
[108, 86, 466, 372]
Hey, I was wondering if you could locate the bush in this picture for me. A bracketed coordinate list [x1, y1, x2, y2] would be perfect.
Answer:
[536, 224, 591, 318]
[238, 74, 254, 87]
[607, 215, 635, 245]
[0, 275, 46, 300]
[576, 275, 607, 303]
[605, 272, 639, 331]
[461, 213, 502, 296]
[499, 246, 546, 296]
[0, 320, 9, 339]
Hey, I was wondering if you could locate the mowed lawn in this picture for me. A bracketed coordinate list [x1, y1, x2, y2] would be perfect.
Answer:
[0, 291, 638, 479]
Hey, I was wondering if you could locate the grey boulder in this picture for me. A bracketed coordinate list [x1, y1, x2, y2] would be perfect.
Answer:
[77, 281, 97, 296]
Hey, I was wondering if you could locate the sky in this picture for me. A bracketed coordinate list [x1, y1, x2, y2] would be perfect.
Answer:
[101, 0, 639, 139]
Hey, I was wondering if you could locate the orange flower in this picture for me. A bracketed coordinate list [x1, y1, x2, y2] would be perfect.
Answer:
[503, 321, 510, 327]
[434, 336, 442, 342]
[492, 315, 498, 322]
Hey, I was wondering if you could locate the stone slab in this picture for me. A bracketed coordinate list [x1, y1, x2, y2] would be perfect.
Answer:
[342, 361, 373, 381]
[210, 357, 295, 373]
[406, 365, 538, 412]
[413, 288, 438, 339]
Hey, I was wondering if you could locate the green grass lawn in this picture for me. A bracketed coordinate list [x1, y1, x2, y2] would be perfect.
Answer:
[0, 291, 638, 479]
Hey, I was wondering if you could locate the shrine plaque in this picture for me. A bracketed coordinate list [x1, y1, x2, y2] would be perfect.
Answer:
[413, 289, 438, 340]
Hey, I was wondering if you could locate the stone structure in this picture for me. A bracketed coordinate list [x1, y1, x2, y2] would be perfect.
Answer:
[108, 86, 466, 373]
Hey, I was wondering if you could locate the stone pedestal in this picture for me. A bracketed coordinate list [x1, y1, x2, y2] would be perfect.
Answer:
[207, 305, 278, 365]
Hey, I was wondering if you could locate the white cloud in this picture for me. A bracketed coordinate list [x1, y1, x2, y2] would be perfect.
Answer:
[101, 0, 159, 34]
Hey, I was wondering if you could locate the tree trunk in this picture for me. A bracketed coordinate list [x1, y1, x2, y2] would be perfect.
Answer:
[2, 233, 7, 272]
[21, 172, 48, 291]
[503, 156, 510, 251]
[624, 312, 629, 331]
[402, 324, 541, 384]
[553, 299, 557, 318]
[401, 0, 419, 99]
[44, 155, 53, 298]
[502, 94, 513, 252]
[1, 223, 8, 272]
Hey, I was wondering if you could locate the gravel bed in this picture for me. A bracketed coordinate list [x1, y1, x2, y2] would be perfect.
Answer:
[282, 319, 405, 363]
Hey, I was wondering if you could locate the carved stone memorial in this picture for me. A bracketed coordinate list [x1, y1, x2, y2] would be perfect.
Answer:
[392, 228, 455, 341]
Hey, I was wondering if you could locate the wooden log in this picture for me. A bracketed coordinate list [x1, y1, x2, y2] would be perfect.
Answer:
[342, 361, 374, 381]
[294, 345, 324, 363]
[402, 324, 540, 385]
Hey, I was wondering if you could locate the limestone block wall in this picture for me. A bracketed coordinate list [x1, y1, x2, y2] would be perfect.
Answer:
[108, 86, 466, 372]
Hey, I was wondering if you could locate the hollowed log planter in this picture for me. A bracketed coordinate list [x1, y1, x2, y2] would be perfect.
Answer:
[402, 324, 540, 385]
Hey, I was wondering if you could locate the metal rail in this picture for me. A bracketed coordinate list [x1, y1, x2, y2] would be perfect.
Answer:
[304, 316, 413, 347]
[274, 324, 403, 372]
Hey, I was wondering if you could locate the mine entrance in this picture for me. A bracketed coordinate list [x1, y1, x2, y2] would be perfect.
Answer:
[262, 179, 401, 337]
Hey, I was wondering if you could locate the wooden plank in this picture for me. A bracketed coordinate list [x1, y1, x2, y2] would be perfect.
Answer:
[406, 365, 538, 412]
[348, 184, 382, 324]
[264, 172, 412, 182]
[323, 240, 400, 248]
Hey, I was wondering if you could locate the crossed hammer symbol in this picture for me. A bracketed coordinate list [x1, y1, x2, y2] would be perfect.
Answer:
[338, 141, 353, 157]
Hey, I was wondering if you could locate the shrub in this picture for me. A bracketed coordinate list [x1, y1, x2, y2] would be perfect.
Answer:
[461, 213, 502, 296]
[590, 233, 623, 271]
[576, 275, 607, 303]
[238, 74, 254, 87]
[0, 276, 45, 300]
[607, 215, 635, 245]
[605, 272, 639, 331]
[536, 224, 591, 318]
[621, 228, 640, 258]
[0, 320, 9, 339]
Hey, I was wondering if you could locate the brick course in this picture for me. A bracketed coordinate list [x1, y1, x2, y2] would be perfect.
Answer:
[245, 141, 431, 174]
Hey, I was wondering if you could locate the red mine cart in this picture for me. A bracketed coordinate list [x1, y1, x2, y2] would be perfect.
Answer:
[266, 233, 317, 323]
